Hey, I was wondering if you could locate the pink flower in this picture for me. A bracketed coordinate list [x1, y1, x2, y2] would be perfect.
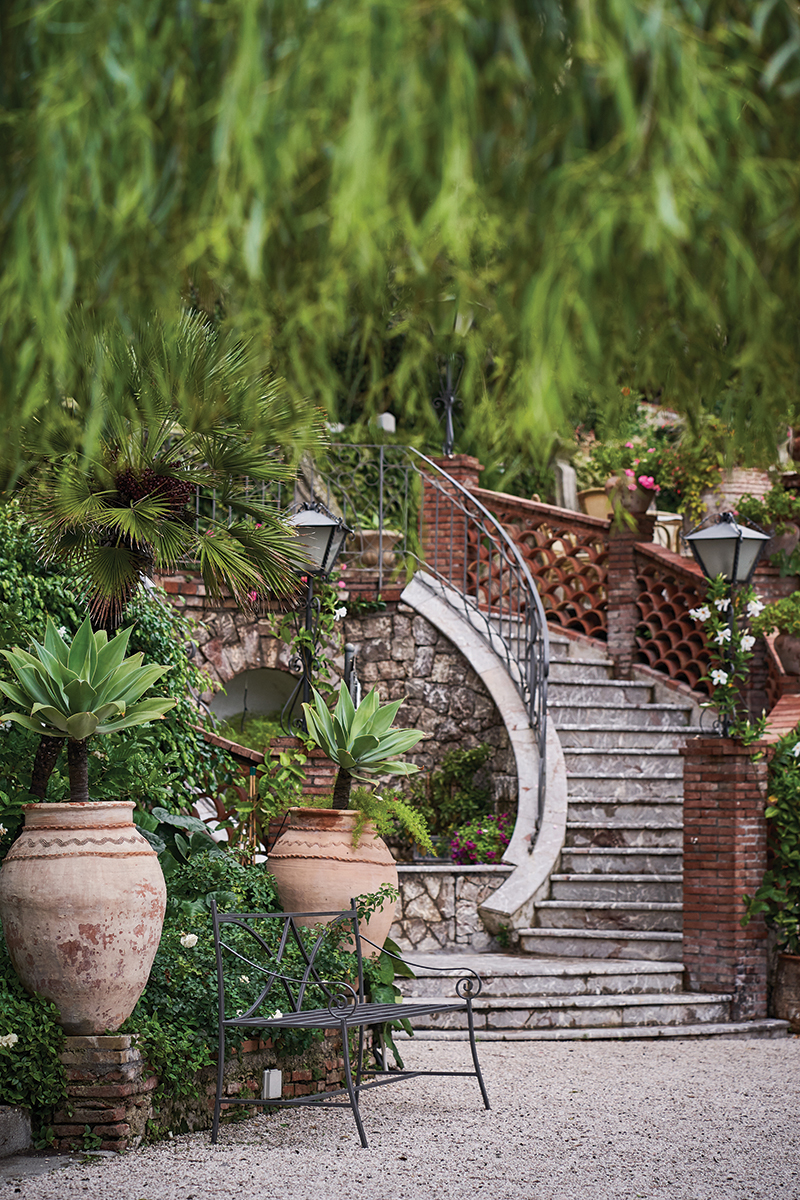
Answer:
[647, 448, 655, 453]
[247, 590, 258, 603]
[633, 459, 640, 466]
[624, 468, 635, 477]
[300, 575, 307, 583]
[338, 581, 346, 588]
[627, 483, 637, 491]
[625, 441, 634, 448]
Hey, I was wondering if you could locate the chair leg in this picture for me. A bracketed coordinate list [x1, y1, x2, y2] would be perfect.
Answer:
[466, 1000, 491, 1110]
[341, 1022, 369, 1149]
[211, 1026, 226, 1143]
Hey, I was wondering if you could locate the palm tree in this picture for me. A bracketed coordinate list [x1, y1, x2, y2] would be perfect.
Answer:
[18, 310, 322, 793]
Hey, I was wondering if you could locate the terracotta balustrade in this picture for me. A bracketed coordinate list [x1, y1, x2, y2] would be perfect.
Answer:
[469, 488, 611, 640]
[633, 543, 712, 694]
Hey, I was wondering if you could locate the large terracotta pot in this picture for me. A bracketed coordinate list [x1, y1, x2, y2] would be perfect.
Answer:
[577, 487, 612, 519]
[773, 952, 800, 1032]
[0, 801, 166, 1035]
[267, 807, 398, 957]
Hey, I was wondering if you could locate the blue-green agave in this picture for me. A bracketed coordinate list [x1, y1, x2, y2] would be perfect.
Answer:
[302, 685, 421, 810]
[0, 616, 176, 802]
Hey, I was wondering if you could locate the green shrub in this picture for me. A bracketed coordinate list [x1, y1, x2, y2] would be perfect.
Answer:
[0, 939, 66, 1124]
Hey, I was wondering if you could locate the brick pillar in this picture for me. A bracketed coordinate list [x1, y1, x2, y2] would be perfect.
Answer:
[681, 737, 769, 1019]
[421, 455, 484, 587]
[605, 515, 655, 676]
[54, 1035, 158, 1151]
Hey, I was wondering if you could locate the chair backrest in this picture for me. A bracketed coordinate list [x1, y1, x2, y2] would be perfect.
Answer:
[211, 898, 366, 1024]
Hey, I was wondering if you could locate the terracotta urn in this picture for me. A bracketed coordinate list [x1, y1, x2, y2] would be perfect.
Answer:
[267, 807, 398, 957]
[354, 529, 402, 569]
[0, 801, 166, 1035]
[775, 633, 800, 677]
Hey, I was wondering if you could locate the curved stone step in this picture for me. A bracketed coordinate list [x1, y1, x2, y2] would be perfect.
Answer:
[549, 701, 696, 729]
[518, 927, 682, 961]
[536, 899, 683, 932]
[549, 874, 682, 904]
[566, 822, 683, 848]
[397, 1019, 789, 1042]
[397, 954, 683, 999]
[557, 725, 702, 749]
[565, 774, 683, 799]
[561, 847, 683, 874]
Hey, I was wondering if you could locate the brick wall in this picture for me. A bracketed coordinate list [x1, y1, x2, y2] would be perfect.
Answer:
[606, 516, 656, 676]
[681, 737, 769, 1019]
[53, 1030, 349, 1151]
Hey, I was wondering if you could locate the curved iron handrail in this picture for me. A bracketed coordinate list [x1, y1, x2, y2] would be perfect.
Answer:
[191, 444, 550, 835]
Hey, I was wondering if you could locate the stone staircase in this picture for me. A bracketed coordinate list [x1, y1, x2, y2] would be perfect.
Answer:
[398, 631, 787, 1039]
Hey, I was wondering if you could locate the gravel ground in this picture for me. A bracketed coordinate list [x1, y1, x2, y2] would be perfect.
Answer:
[7, 1037, 800, 1200]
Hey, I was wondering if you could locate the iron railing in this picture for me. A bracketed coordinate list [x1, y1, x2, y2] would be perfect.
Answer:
[193, 444, 550, 833]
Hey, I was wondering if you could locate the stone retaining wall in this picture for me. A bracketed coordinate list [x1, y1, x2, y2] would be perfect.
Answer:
[158, 572, 517, 809]
[390, 865, 513, 953]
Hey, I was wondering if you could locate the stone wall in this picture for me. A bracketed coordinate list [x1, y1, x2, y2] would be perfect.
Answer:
[158, 572, 517, 810]
[345, 603, 516, 806]
[390, 865, 513, 952]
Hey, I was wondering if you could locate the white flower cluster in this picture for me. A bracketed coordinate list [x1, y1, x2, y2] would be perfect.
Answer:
[179, 933, 198, 949]
[0, 1033, 19, 1049]
[689, 605, 711, 622]
[710, 669, 729, 686]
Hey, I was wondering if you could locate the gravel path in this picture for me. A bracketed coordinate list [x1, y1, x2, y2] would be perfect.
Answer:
[8, 1037, 800, 1200]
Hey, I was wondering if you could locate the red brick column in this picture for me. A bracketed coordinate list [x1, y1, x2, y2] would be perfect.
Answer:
[421, 455, 484, 586]
[681, 737, 769, 1019]
[606, 516, 655, 676]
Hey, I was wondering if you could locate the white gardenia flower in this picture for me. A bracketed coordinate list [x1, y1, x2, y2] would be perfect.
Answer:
[690, 606, 711, 622]
[333, 606, 347, 621]
[714, 628, 731, 644]
[714, 597, 731, 612]
[710, 669, 729, 686]
[747, 598, 765, 617]
[0, 1033, 18, 1049]
[179, 933, 198, 949]
[792, 743, 800, 758]
[740, 634, 756, 652]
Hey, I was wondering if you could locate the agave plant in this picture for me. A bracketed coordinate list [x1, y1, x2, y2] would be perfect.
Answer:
[0, 617, 177, 804]
[302, 686, 422, 810]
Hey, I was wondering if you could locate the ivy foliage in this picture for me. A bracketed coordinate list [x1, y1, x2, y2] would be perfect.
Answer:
[0, 938, 67, 1122]
[742, 732, 800, 954]
[407, 743, 494, 839]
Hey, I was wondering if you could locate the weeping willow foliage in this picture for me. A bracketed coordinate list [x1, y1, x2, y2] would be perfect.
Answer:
[2, 0, 800, 478]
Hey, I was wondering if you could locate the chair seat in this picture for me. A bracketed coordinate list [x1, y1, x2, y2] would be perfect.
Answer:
[224, 998, 467, 1031]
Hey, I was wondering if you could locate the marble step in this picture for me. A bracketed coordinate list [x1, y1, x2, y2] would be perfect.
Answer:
[548, 659, 616, 684]
[518, 927, 683, 962]
[404, 991, 732, 1033]
[556, 725, 701, 750]
[536, 899, 683, 932]
[397, 1019, 789, 1042]
[397, 955, 684, 999]
[549, 701, 696, 729]
[560, 846, 683, 874]
[565, 773, 683, 800]
[550, 874, 682, 904]
[563, 747, 683, 776]
[566, 822, 683, 849]
[548, 681, 654, 706]
[566, 800, 682, 825]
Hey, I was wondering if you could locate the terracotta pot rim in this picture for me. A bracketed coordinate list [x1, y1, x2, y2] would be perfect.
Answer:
[777, 951, 800, 962]
[22, 800, 135, 812]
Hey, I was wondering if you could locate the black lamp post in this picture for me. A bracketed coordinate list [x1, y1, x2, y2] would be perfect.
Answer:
[280, 503, 350, 734]
[433, 356, 463, 457]
[683, 511, 770, 735]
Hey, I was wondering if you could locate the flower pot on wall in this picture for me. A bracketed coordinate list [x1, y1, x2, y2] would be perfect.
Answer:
[353, 529, 402, 569]
[0, 801, 166, 1035]
[775, 634, 800, 677]
[605, 476, 656, 516]
[267, 807, 398, 957]
[577, 488, 612, 519]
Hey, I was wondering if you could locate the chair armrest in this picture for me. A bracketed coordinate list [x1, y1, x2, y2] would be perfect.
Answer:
[357, 936, 483, 998]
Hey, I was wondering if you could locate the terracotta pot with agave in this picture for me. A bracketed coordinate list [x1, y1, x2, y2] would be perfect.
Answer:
[0, 618, 176, 1034]
[267, 685, 430, 955]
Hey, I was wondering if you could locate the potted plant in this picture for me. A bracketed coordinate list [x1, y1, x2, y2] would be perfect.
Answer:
[0, 617, 177, 1034]
[742, 731, 800, 1030]
[750, 592, 800, 676]
[266, 685, 432, 951]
